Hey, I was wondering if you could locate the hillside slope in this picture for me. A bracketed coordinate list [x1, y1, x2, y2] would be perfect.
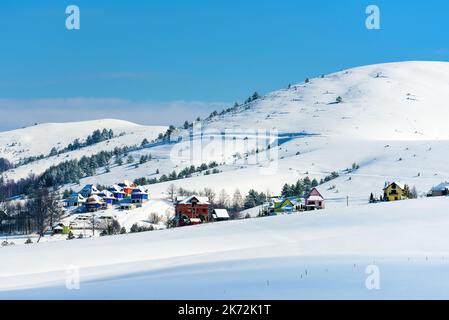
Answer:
[0, 119, 167, 182]
[3, 61, 449, 206]
[63, 61, 449, 205]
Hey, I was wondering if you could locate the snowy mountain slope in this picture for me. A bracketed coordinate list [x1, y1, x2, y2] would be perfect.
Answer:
[200, 61, 449, 140]
[44, 61, 449, 206]
[0, 119, 167, 181]
[2, 197, 449, 299]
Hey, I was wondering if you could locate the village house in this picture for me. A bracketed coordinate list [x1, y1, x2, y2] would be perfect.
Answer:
[118, 180, 135, 197]
[52, 223, 70, 235]
[79, 184, 100, 198]
[273, 197, 303, 213]
[305, 188, 325, 210]
[383, 182, 406, 201]
[131, 186, 150, 205]
[98, 190, 116, 208]
[175, 195, 210, 223]
[63, 193, 86, 207]
[108, 185, 126, 201]
[428, 182, 449, 197]
[85, 195, 104, 212]
[212, 209, 230, 222]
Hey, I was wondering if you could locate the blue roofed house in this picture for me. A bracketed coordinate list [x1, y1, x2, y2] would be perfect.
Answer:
[131, 186, 149, 205]
[63, 193, 86, 207]
[85, 195, 104, 212]
[98, 190, 116, 208]
[429, 182, 449, 197]
[108, 185, 126, 201]
[79, 184, 100, 198]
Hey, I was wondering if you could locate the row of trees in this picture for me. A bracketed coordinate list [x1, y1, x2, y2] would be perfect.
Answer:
[133, 162, 220, 186]
[0, 146, 136, 199]
[60, 129, 115, 154]
[0, 188, 62, 238]
[281, 173, 340, 198]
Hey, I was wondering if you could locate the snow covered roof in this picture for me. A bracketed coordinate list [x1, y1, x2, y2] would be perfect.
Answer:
[79, 184, 100, 194]
[213, 209, 230, 219]
[63, 193, 86, 203]
[432, 182, 449, 191]
[384, 181, 405, 190]
[108, 185, 124, 193]
[118, 180, 132, 187]
[100, 190, 116, 199]
[307, 195, 324, 201]
[176, 195, 210, 205]
[132, 186, 148, 194]
[86, 195, 104, 204]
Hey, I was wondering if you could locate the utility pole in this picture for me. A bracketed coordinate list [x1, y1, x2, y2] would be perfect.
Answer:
[347, 196, 349, 207]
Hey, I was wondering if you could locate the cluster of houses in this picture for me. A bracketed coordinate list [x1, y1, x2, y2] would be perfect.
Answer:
[262, 188, 326, 215]
[63, 180, 150, 212]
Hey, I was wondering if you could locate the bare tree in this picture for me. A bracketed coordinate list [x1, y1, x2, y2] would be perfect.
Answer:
[218, 189, 230, 208]
[203, 188, 216, 204]
[148, 212, 161, 224]
[167, 183, 177, 202]
[232, 189, 244, 212]
[28, 188, 62, 241]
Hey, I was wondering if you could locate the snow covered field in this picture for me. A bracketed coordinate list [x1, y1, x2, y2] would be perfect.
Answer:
[1, 197, 449, 299]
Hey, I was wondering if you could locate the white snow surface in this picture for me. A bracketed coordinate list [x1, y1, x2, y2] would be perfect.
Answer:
[1, 197, 449, 299]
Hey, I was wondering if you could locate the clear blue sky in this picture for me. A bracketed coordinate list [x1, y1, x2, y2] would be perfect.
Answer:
[0, 0, 447, 130]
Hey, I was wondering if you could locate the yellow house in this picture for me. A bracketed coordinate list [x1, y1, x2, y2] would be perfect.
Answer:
[383, 182, 406, 201]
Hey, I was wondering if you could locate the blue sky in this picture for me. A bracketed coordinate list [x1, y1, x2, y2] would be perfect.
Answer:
[0, 0, 448, 130]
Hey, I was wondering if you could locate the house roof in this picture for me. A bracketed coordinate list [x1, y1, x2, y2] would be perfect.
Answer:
[63, 193, 86, 203]
[306, 188, 324, 200]
[86, 195, 104, 204]
[307, 195, 324, 201]
[108, 185, 125, 193]
[80, 184, 100, 194]
[213, 209, 230, 219]
[132, 186, 149, 194]
[99, 190, 116, 199]
[176, 195, 210, 205]
[118, 180, 132, 187]
[383, 181, 405, 190]
[432, 182, 449, 192]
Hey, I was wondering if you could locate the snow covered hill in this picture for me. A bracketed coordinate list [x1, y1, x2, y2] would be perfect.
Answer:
[0, 119, 167, 181]
[58, 61, 449, 207]
[2, 196, 449, 299]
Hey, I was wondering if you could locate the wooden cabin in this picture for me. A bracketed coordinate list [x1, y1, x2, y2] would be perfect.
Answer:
[175, 195, 210, 223]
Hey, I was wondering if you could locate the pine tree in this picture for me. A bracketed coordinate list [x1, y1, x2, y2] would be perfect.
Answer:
[141, 138, 149, 146]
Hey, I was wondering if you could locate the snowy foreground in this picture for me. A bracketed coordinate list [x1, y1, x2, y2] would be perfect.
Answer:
[2, 197, 449, 299]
